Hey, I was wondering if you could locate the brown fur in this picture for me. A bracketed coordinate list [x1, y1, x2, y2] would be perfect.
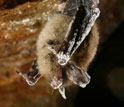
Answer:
[37, 13, 99, 82]
[37, 14, 72, 79]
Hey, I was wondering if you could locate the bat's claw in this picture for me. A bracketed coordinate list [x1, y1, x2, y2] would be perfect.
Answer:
[47, 46, 57, 56]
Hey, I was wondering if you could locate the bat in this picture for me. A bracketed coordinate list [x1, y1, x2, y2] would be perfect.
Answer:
[16, 0, 100, 99]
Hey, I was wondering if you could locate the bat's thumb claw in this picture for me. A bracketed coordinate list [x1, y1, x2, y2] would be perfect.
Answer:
[16, 70, 25, 78]
[16, 70, 21, 75]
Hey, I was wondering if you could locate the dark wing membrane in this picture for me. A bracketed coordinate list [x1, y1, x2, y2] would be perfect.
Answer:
[66, 62, 90, 88]
[16, 58, 41, 86]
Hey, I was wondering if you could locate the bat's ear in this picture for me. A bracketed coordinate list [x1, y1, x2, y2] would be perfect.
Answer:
[50, 66, 63, 89]
[16, 58, 41, 86]
[67, 62, 91, 88]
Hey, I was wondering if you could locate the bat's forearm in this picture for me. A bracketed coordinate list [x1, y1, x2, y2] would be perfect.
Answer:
[57, 4, 100, 66]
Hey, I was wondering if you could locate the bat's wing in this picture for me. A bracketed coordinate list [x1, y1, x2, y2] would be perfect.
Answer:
[57, 4, 100, 65]
[16, 58, 41, 86]
[67, 62, 90, 88]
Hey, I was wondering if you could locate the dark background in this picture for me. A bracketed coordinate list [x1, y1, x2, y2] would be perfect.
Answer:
[75, 23, 124, 106]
